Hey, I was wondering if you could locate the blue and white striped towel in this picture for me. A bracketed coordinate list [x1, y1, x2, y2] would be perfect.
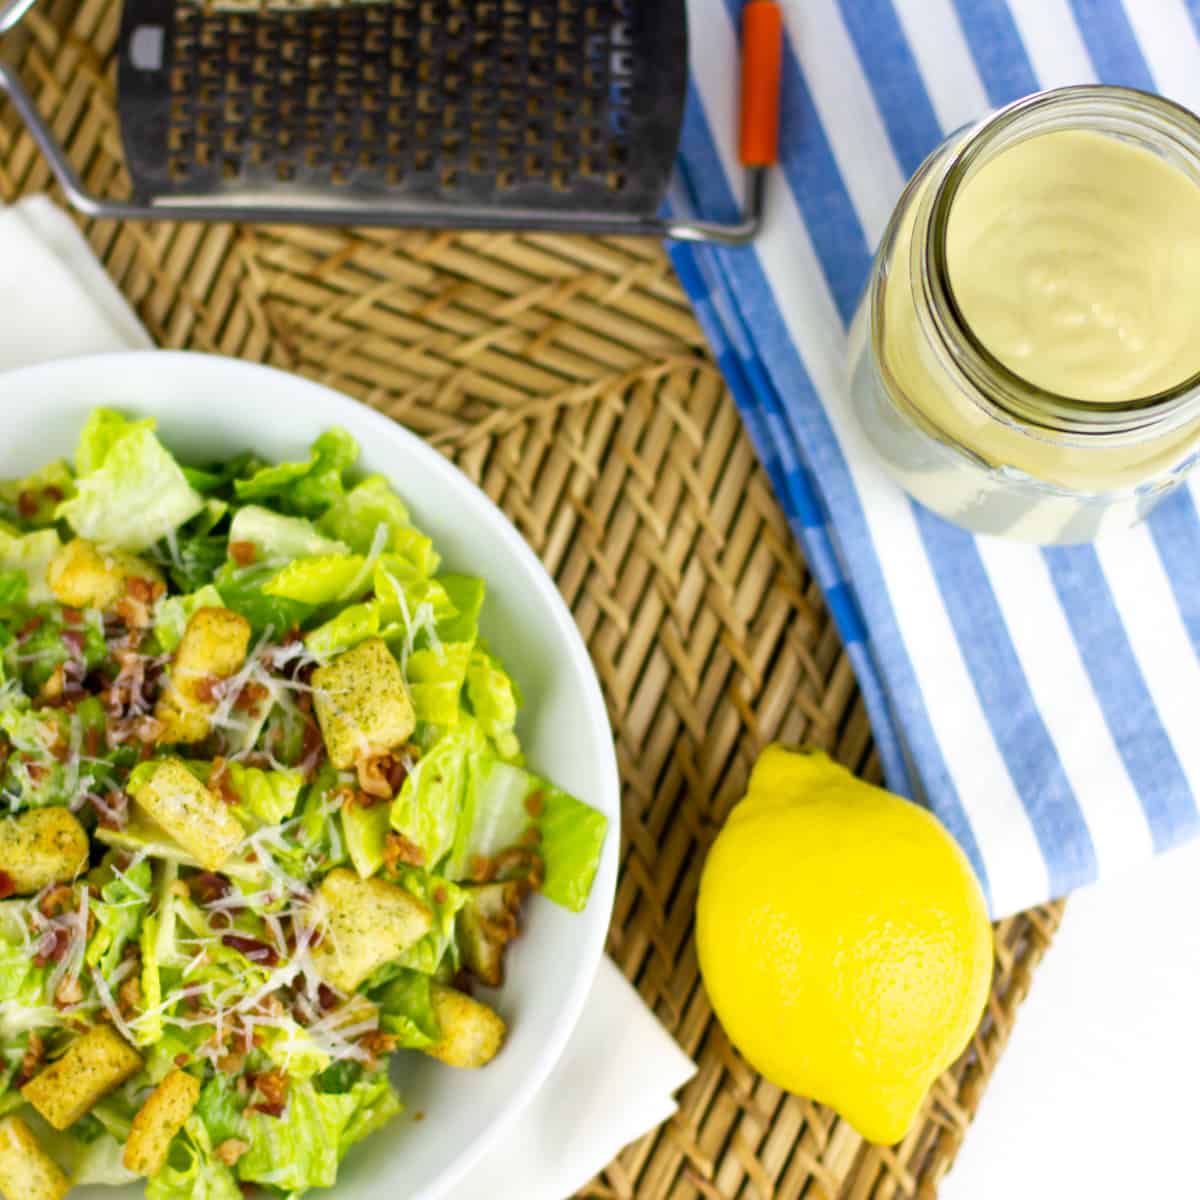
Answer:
[670, 0, 1200, 918]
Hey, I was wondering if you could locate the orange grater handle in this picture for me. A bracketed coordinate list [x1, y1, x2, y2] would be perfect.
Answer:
[739, 1, 783, 167]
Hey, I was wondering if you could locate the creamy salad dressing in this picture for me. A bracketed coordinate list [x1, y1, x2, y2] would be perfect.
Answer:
[945, 130, 1200, 404]
[849, 91, 1200, 543]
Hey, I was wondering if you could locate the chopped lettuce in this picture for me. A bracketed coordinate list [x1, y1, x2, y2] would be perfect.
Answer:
[213, 558, 313, 636]
[390, 723, 483, 869]
[373, 967, 440, 1049]
[407, 641, 472, 726]
[451, 757, 608, 912]
[261, 554, 367, 605]
[437, 574, 486, 643]
[222, 761, 303, 826]
[305, 600, 381, 658]
[146, 1118, 242, 1200]
[317, 474, 438, 575]
[387, 867, 466, 974]
[227, 504, 348, 562]
[0, 458, 74, 529]
[0, 696, 113, 808]
[236, 1075, 399, 1192]
[234, 428, 358, 516]
[342, 798, 391, 878]
[466, 645, 521, 760]
[58, 409, 205, 550]
[0, 527, 60, 605]
[86, 856, 153, 977]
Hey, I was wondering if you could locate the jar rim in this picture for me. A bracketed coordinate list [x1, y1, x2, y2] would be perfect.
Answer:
[923, 84, 1200, 438]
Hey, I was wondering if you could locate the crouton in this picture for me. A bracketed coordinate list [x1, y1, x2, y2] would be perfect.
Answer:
[123, 1068, 200, 1177]
[155, 606, 252, 744]
[0, 1117, 70, 1200]
[312, 638, 414, 770]
[47, 537, 162, 613]
[129, 758, 244, 871]
[311, 867, 432, 992]
[0, 808, 88, 895]
[422, 984, 506, 1069]
[22, 1026, 143, 1131]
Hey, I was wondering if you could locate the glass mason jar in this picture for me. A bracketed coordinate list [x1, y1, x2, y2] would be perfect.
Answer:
[848, 86, 1200, 544]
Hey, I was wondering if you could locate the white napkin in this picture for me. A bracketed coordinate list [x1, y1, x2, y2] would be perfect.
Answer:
[0, 194, 696, 1200]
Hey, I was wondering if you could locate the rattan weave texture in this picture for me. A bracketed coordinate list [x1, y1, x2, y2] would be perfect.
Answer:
[0, 5, 1064, 1196]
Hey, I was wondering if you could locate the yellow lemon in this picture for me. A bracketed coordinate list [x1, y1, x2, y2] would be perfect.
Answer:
[696, 746, 993, 1144]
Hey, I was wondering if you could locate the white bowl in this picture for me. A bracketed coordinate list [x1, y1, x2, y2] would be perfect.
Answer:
[1, 351, 620, 1200]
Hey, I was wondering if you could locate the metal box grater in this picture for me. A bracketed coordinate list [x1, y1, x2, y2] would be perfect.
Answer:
[0, 0, 781, 241]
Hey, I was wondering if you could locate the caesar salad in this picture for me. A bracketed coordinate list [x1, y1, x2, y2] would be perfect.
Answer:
[0, 409, 607, 1200]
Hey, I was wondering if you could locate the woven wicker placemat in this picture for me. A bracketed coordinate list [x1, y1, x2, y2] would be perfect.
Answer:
[0, 5, 1064, 1196]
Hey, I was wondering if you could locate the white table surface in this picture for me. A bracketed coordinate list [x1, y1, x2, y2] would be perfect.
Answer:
[941, 837, 1200, 1199]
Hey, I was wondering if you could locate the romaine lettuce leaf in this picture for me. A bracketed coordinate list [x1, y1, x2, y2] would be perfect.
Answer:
[234, 1079, 356, 1191]
[387, 867, 466, 974]
[261, 554, 367, 604]
[86, 856, 153, 977]
[0, 696, 114, 808]
[373, 967, 440, 1049]
[436, 575, 485, 643]
[390, 723, 484, 869]
[146, 1118, 242, 1200]
[316, 475, 438, 574]
[233, 428, 358, 516]
[341, 797, 391, 878]
[213, 559, 313, 637]
[339, 1071, 404, 1154]
[0, 459, 74, 529]
[450, 758, 608, 913]
[227, 505, 348, 562]
[406, 641, 472, 727]
[305, 600, 381, 658]
[222, 761, 302, 826]
[0, 527, 60, 605]
[58, 412, 204, 550]
[465, 645, 522, 760]
[161, 531, 227, 594]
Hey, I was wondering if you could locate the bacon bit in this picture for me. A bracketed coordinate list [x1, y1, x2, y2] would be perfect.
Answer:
[524, 790, 545, 818]
[248, 1070, 288, 1116]
[452, 968, 475, 996]
[209, 758, 239, 806]
[117, 971, 141, 1017]
[174, 1052, 189, 1068]
[469, 854, 497, 884]
[61, 629, 85, 655]
[383, 832, 426, 870]
[16, 1031, 44, 1086]
[190, 872, 232, 906]
[193, 675, 223, 704]
[240, 1182, 258, 1197]
[318, 983, 337, 1011]
[61, 607, 82, 626]
[25, 761, 48, 785]
[90, 790, 129, 831]
[433, 886, 448, 905]
[83, 723, 101, 759]
[233, 681, 268, 713]
[217, 1048, 246, 1075]
[39, 885, 74, 919]
[493, 846, 546, 890]
[42, 485, 63, 504]
[216, 1139, 250, 1167]
[18, 614, 43, 640]
[0, 872, 15, 900]
[229, 541, 258, 566]
[356, 754, 398, 800]
[54, 972, 83, 1008]
[126, 576, 162, 605]
[222, 934, 280, 966]
[520, 825, 543, 848]
[298, 717, 325, 782]
[16, 490, 38, 518]
[412, 1111, 425, 1123]
[358, 1029, 397, 1067]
